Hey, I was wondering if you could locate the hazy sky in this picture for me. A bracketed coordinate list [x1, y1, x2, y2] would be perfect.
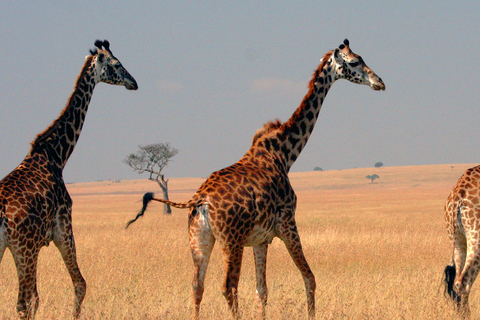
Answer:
[1, 1, 479, 183]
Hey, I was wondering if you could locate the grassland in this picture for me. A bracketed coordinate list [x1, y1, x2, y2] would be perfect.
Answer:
[0, 163, 477, 319]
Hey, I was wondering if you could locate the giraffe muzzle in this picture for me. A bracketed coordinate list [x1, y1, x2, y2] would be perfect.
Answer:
[125, 78, 138, 90]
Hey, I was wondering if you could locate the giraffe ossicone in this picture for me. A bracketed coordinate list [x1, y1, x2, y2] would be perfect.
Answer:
[0, 40, 137, 320]
[127, 39, 384, 320]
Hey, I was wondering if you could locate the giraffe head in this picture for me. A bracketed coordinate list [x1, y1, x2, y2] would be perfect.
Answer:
[89, 40, 138, 90]
[332, 39, 385, 91]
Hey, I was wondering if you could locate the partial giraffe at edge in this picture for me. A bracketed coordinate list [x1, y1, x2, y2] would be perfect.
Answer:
[444, 164, 480, 317]
[0, 40, 137, 320]
[126, 38, 385, 320]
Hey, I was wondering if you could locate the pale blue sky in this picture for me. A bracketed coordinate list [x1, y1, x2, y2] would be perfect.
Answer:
[0, 1, 479, 182]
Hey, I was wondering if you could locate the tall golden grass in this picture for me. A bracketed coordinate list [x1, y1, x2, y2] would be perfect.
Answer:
[0, 164, 475, 319]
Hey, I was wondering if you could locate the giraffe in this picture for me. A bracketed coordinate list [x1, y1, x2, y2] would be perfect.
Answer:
[444, 164, 480, 316]
[126, 39, 385, 319]
[0, 40, 137, 319]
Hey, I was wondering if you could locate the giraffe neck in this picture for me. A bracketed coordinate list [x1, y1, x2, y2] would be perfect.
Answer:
[29, 56, 99, 170]
[280, 53, 336, 171]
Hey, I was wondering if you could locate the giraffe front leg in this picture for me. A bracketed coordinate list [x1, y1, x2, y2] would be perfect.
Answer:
[12, 247, 40, 320]
[279, 220, 316, 320]
[253, 243, 268, 320]
[54, 232, 86, 319]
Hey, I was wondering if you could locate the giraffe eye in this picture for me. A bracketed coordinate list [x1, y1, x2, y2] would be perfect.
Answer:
[348, 61, 360, 68]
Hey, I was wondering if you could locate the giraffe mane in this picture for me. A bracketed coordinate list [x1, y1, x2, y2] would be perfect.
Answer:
[250, 51, 334, 146]
[282, 50, 333, 132]
[308, 51, 333, 92]
[250, 51, 333, 146]
[251, 119, 283, 145]
[30, 55, 96, 152]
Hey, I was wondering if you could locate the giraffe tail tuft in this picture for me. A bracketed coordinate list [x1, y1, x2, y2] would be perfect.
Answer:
[444, 264, 460, 305]
[125, 192, 155, 229]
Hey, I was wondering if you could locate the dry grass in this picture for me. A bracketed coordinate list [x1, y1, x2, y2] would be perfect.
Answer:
[0, 164, 477, 319]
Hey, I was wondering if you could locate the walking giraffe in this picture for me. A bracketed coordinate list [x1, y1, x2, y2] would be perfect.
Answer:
[0, 40, 137, 319]
[126, 39, 385, 319]
[444, 164, 480, 316]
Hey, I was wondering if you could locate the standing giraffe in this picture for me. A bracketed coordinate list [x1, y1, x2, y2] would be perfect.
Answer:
[0, 40, 137, 319]
[126, 39, 385, 319]
[444, 164, 480, 316]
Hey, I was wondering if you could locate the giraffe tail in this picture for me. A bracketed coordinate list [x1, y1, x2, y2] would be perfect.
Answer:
[148, 194, 193, 209]
[125, 192, 155, 229]
[125, 192, 193, 229]
[443, 263, 460, 305]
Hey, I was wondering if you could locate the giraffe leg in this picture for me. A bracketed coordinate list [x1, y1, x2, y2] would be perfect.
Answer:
[451, 236, 467, 307]
[189, 209, 215, 320]
[12, 247, 40, 320]
[455, 239, 480, 317]
[221, 245, 244, 320]
[53, 232, 86, 319]
[253, 243, 268, 320]
[279, 220, 316, 320]
[444, 201, 466, 308]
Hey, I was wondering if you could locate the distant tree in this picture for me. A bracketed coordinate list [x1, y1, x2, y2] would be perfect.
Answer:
[123, 143, 178, 214]
[366, 174, 380, 184]
[374, 162, 384, 168]
[313, 167, 323, 172]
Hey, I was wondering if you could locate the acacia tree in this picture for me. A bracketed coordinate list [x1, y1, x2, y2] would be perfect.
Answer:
[123, 143, 178, 214]
[366, 174, 380, 184]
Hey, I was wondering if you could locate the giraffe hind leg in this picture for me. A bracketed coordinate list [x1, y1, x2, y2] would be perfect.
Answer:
[189, 207, 215, 320]
[450, 206, 470, 314]
[12, 247, 40, 320]
[455, 246, 480, 317]
[221, 245, 244, 320]
[444, 201, 467, 311]
[190, 239, 215, 320]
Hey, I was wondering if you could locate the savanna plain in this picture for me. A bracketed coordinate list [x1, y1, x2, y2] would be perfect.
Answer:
[0, 164, 477, 319]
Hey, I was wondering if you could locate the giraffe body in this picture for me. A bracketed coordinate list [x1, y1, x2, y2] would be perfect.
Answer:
[444, 164, 480, 316]
[0, 40, 137, 319]
[127, 39, 384, 319]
